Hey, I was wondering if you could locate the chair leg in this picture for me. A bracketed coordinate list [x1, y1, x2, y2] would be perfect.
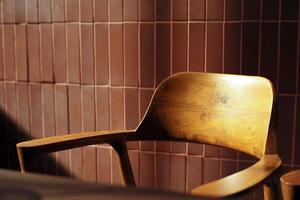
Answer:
[264, 179, 280, 200]
[111, 141, 136, 187]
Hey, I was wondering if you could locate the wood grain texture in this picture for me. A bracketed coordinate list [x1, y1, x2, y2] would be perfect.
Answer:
[17, 72, 281, 199]
[280, 170, 300, 200]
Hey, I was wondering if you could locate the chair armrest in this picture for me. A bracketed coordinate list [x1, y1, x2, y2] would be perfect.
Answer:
[16, 130, 136, 172]
[191, 154, 281, 198]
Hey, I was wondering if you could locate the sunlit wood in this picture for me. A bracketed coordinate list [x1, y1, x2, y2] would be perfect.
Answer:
[17, 72, 281, 199]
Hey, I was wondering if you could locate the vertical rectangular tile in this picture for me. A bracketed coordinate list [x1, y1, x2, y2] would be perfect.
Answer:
[68, 85, 83, 179]
[96, 86, 110, 130]
[29, 84, 43, 139]
[278, 96, 294, 164]
[66, 0, 79, 21]
[3, 25, 15, 80]
[68, 85, 82, 133]
[203, 158, 220, 184]
[53, 24, 67, 83]
[140, 23, 154, 87]
[110, 0, 123, 22]
[95, 24, 109, 85]
[172, 23, 187, 73]
[17, 83, 30, 135]
[140, 152, 155, 188]
[15, 24, 28, 81]
[15, 0, 26, 23]
[124, 0, 138, 21]
[110, 24, 124, 86]
[187, 156, 202, 191]
[39, 0, 52, 22]
[111, 88, 124, 130]
[52, 0, 65, 22]
[243, 0, 260, 20]
[156, 141, 170, 152]
[173, 0, 188, 21]
[55, 85, 70, 176]
[190, 0, 205, 21]
[281, 0, 298, 20]
[206, 23, 223, 73]
[220, 147, 237, 159]
[40, 24, 54, 82]
[188, 143, 203, 155]
[260, 23, 278, 86]
[189, 23, 205, 72]
[5, 83, 17, 136]
[42, 84, 57, 175]
[27, 0, 38, 23]
[242, 22, 259, 75]
[224, 23, 241, 74]
[170, 155, 186, 192]
[128, 151, 139, 186]
[97, 147, 112, 184]
[125, 88, 139, 129]
[0, 28, 3, 80]
[295, 97, 300, 165]
[207, 0, 223, 20]
[81, 24, 94, 84]
[67, 23, 80, 83]
[278, 23, 297, 94]
[27, 24, 40, 82]
[171, 142, 186, 154]
[204, 145, 220, 157]
[80, 0, 93, 22]
[125, 23, 138, 86]
[83, 146, 97, 182]
[94, 0, 108, 22]
[225, 0, 241, 21]
[82, 86, 96, 131]
[156, 153, 170, 191]
[0, 83, 5, 134]
[220, 160, 237, 178]
[262, 0, 279, 20]
[156, 0, 171, 21]
[112, 150, 122, 185]
[3, 0, 14, 23]
[140, 0, 155, 21]
[156, 23, 171, 85]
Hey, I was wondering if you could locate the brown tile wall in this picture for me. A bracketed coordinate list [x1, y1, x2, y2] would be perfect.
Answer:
[0, 0, 299, 199]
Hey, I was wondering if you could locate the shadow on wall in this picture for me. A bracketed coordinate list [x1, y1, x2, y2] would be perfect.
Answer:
[0, 108, 69, 177]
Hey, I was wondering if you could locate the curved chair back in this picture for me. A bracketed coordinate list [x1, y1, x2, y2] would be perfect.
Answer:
[137, 72, 274, 158]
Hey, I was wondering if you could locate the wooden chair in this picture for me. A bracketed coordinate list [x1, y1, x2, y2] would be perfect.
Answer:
[17, 72, 282, 199]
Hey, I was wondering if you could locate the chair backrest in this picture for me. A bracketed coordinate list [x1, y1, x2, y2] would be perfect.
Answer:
[136, 72, 274, 158]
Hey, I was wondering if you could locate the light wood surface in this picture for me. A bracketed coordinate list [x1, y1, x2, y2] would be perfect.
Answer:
[17, 72, 282, 199]
[280, 170, 300, 200]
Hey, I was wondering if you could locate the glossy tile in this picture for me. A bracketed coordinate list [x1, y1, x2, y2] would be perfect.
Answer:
[15, 24, 27, 81]
[40, 24, 54, 82]
[140, 23, 154, 87]
[53, 24, 67, 83]
[110, 24, 124, 86]
[172, 23, 187, 73]
[95, 24, 109, 85]
[66, 0, 79, 22]
[80, 24, 95, 84]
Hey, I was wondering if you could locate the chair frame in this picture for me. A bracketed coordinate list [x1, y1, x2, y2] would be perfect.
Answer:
[17, 72, 282, 199]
